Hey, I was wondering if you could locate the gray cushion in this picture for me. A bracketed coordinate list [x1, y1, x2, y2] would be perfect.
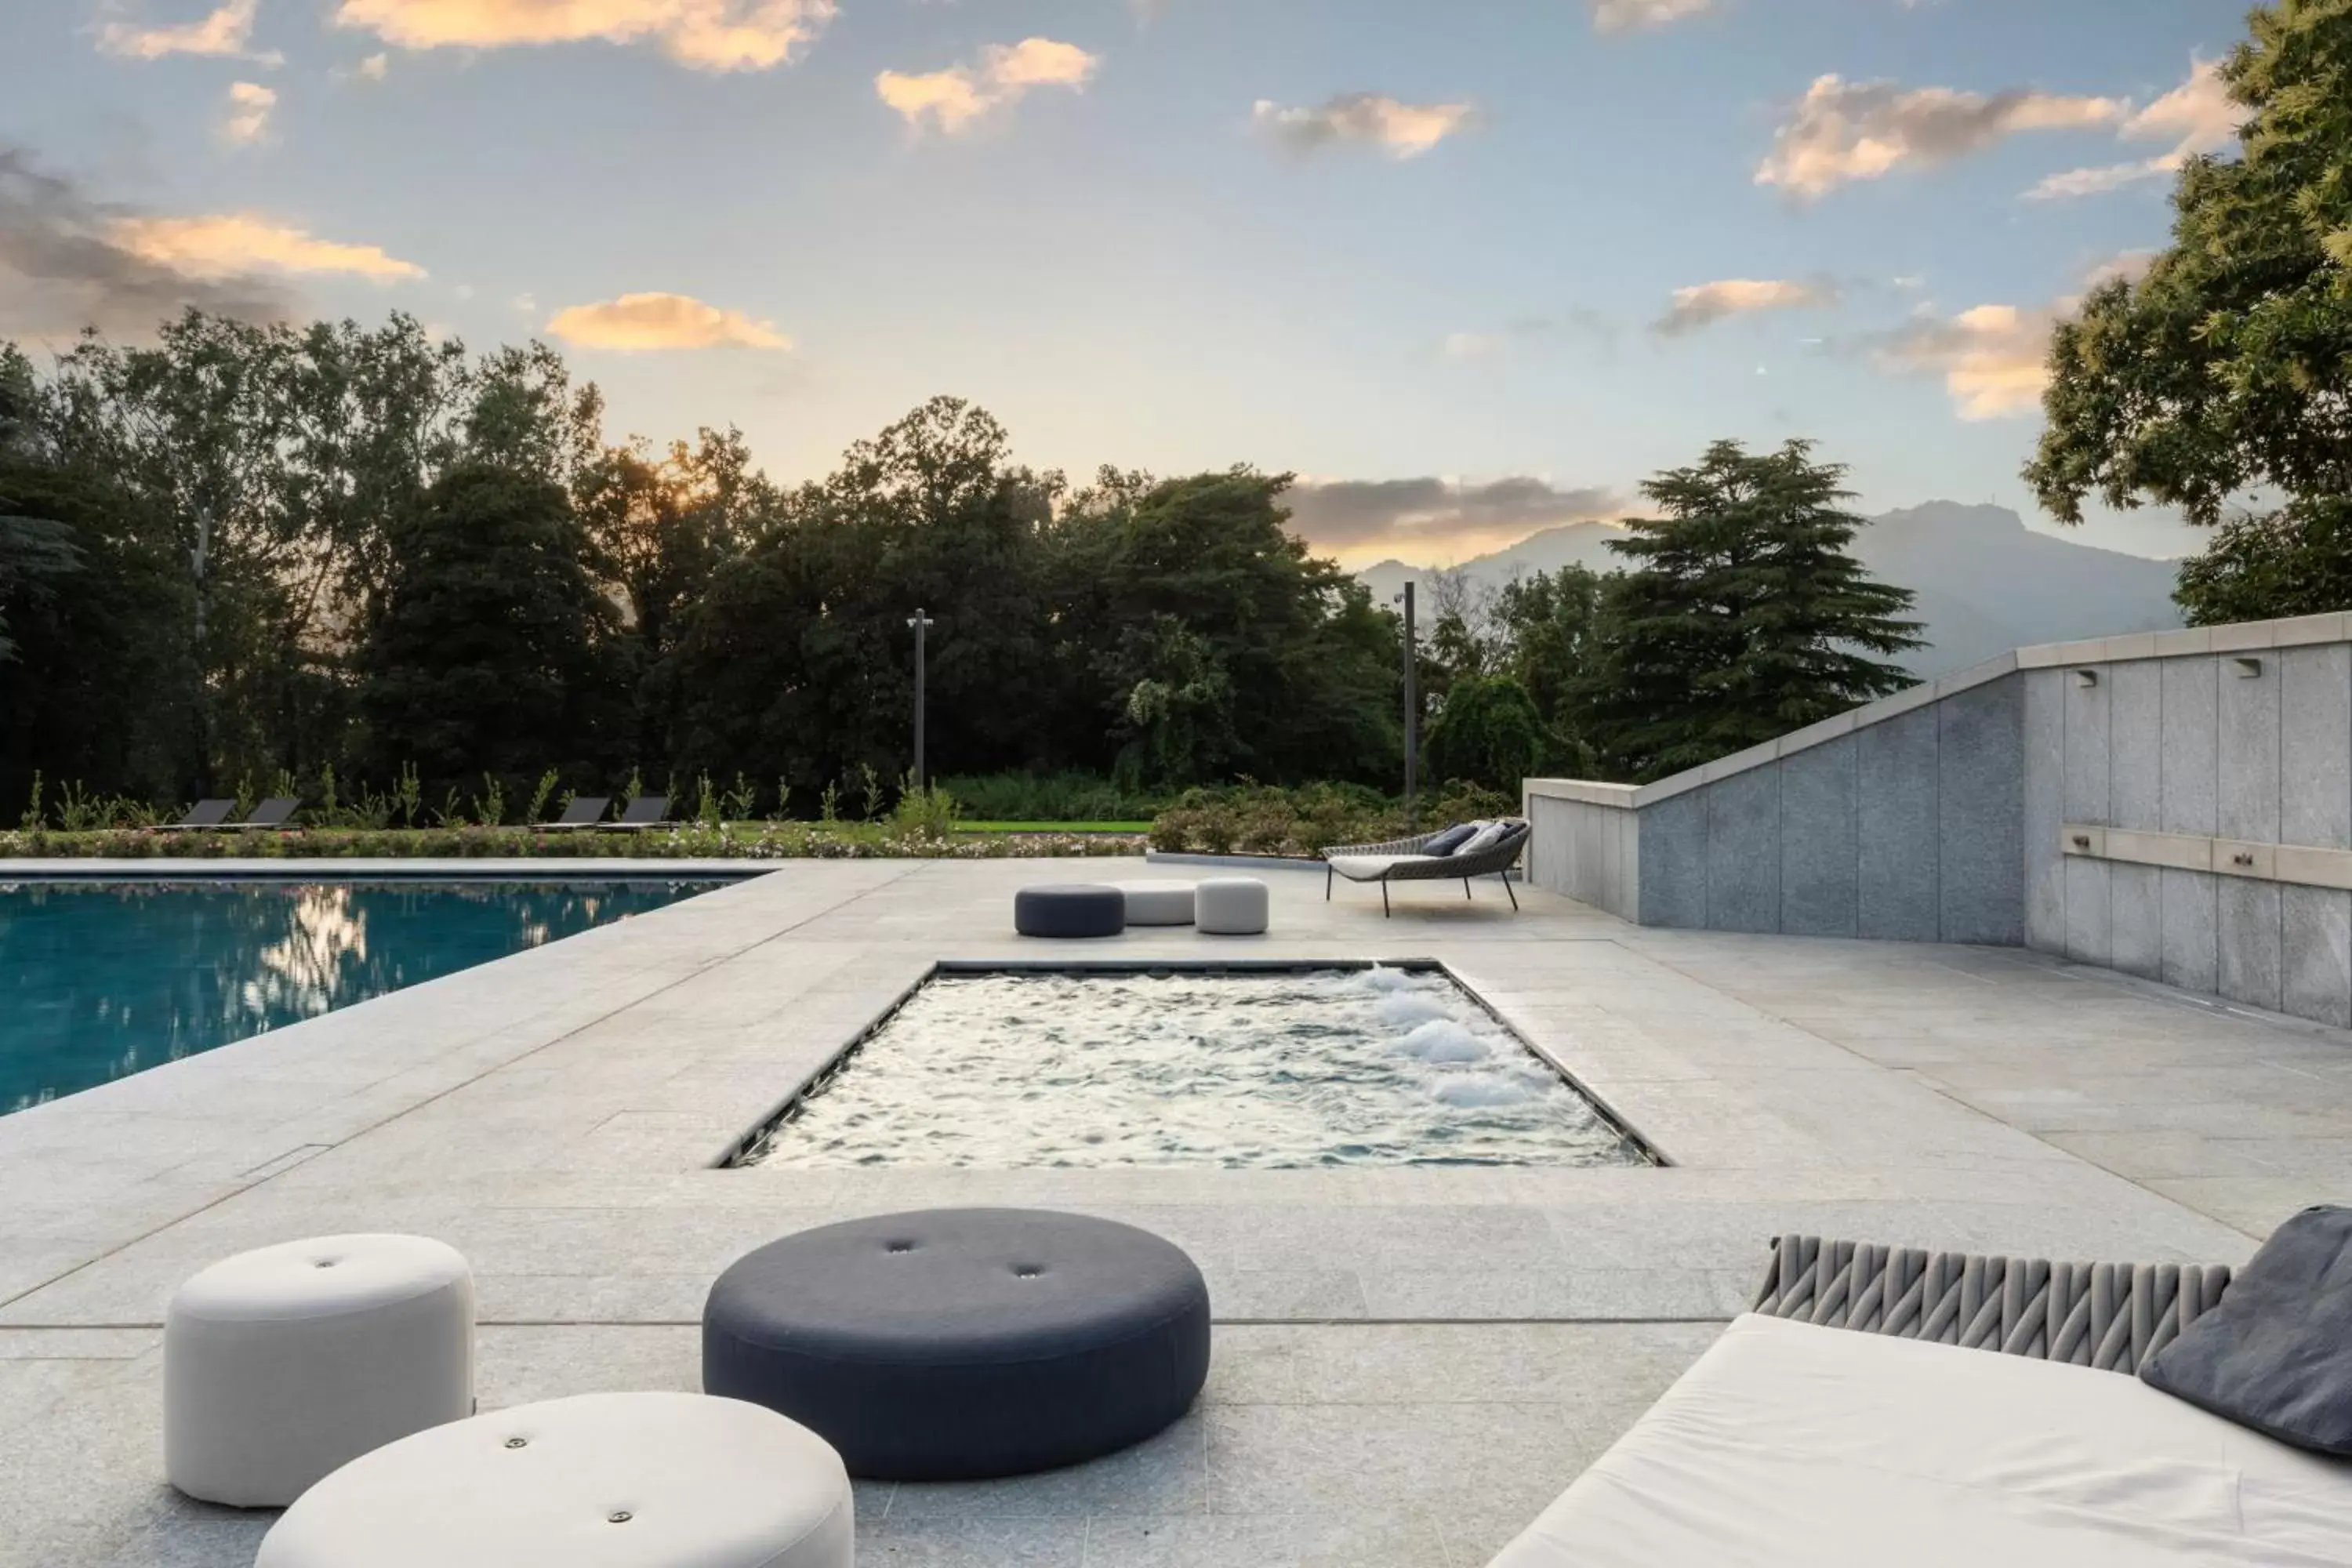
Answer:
[1014, 884, 1125, 938]
[703, 1209, 1210, 1480]
[2140, 1203, 2352, 1454]
[1421, 822, 1481, 856]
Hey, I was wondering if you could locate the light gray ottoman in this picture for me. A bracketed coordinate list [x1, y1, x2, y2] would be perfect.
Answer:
[166, 1234, 474, 1508]
[256, 1391, 853, 1568]
[1196, 877, 1269, 935]
[1115, 880, 1196, 926]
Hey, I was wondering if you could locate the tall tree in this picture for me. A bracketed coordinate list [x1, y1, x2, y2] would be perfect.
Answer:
[1494, 564, 1608, 775]
[356, 463, 628, 802]
[1581, 439, 1922, 782]
[2025, 0, 2352, 619]
[1421, 672, 1552, 793]
[2174, 497, 2352, 625]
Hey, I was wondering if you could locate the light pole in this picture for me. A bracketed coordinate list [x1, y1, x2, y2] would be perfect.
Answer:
[906, 609, 935, 791]
[1393, 583, 1417, 829]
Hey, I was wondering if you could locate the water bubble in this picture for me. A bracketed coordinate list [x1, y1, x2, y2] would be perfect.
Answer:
[1374, 993, 1451, 1028]
[1396, 1020, 1492, 1063]
[1428, 1070, 1549, 1108]
[1357, 964, 1415, 993]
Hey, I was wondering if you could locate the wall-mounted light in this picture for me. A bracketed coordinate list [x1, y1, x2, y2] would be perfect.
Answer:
[2071, 833, 2092, 850]
[2232, 656, 2263, 678]
[2072, 669, 2100, 688]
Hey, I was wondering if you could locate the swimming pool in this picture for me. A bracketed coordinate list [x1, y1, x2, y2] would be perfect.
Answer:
[735, 964, 1651, 1169]
[0, 880, 720, 1114]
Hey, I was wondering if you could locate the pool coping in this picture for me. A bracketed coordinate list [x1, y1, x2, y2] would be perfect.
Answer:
[717, 956, 1668, 1171]
[0, 858, 772, 882]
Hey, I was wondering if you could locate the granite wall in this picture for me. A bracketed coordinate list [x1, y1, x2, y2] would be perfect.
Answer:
[1523, 613, 2352, 1030]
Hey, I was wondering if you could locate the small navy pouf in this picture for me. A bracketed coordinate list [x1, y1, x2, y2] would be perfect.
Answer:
[702, 1209, 1211, 1480]
[1014, 884, 1127, 938]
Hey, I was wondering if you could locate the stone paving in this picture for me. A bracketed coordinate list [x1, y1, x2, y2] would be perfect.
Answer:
[2, 857, 2347, 1566]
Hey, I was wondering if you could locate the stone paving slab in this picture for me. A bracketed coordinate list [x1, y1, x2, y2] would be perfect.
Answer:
[2, 857, 2347, 1566]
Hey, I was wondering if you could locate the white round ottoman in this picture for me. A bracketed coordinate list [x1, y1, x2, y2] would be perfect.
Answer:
[1115, 880, 1196, 926]
[166, 1233, 474, 1508]
[1196, 877, 1269, 935]
[256, 1391, 854, 1568]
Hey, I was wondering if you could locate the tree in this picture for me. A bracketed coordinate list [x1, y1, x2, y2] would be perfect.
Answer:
[2024, 1, 2352, 619]
[1494, 564, 1607, 774]
[356, 463, 628, 802]
[1422, 673, 1552, 793]
[1581, 439, 1922, 782]
[2174, 497, 2352, 624]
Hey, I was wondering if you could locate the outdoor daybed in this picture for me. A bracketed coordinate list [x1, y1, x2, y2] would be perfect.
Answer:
[1323, 820, 1529, 914]
[1486, 1235, 2352, 1566]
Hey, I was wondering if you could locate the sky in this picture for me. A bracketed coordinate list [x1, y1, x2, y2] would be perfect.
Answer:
[0, 0, 2261, 567]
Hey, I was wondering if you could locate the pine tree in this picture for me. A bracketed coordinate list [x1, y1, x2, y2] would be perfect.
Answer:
[1581, 439, 1922, 782]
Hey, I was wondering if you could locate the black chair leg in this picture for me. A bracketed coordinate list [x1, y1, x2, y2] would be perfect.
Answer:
[1325, 866, 1332, 901]
[1381, 881, 1390, 917]
[1463, 878, 1472, 900]
[1502, 873, 1519, 912]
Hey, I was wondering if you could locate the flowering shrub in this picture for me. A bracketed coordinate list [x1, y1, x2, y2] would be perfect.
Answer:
[1148, 781, 1515, 858]
[0, 823, 1145, 861]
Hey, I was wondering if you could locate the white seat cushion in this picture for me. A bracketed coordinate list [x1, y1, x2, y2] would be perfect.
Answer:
[257, 1391, 853, 1568]
[1489, 1313, 2352, 1567]
[1196, 877, 1269, 935]
[1115, 880, 1196, 925]
[1327, 855, 1436, 881]
[167, 1233, 474, 1508]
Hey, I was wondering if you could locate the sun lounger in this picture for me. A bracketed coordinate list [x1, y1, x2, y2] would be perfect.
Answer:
[235, 798, 299, 829]
[156, 800, 238, 831]
[1483, 1236, 2348, 1568]
[1323, 820, 1530, 915]
[537, 795, 610, 830]
[604, 795, 670, 830]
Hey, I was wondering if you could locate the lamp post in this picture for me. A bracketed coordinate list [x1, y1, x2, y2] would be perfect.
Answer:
[1393, 583, 1417, 829]
[906, 609, 935, 791]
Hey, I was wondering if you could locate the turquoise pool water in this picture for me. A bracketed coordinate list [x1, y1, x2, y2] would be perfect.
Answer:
[0, 880, 718, 1114]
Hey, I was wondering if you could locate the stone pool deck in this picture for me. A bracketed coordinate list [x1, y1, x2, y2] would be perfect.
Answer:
[3, 858, 2349, 1566]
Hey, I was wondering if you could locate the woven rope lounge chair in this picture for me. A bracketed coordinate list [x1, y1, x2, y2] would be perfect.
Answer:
[1484, 1235, 2297, 1568]
[1322, 821, 1530, 915]
[157, 799, 237, 831]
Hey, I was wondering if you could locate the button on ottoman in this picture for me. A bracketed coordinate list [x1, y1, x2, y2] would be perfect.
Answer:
[704, 1208, 1212, 1480]
[1014, 884, 1127, 938]
[1115, 880, 1196, 926]
[255, 1391, 851, 1568]
[1196, 877, 1269, 935]
[166, 1233, 474, 1508]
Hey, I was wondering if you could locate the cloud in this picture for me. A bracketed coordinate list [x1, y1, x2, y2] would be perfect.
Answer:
[99, 0, 281, 64]
[1588, 0, 1716, 33]
[221, 82, 276, 145]
[1253, 94, 1475, 159]
[0, 148, 296, 335]
[358, 51, 388, 78]
[875, 37, 1098, 133]
[332, 0, 836, 73]
[544, 291, 789, 350]
[1859, 256, 2146, 419]
[1284, 475, 1623, 552]
[2024, 60, 2245, 201]
[113, 215, 425, 281]
[1756, 74, 2127, 200]
[1653, 276, 1836, 336]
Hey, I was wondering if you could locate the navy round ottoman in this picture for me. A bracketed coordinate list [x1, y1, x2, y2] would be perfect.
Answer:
[702, 1209, 1210, 1480]
[1014, 884, 1126, 938]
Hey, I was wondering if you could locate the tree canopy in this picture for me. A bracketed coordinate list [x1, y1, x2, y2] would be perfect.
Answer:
[2024, 0, 2352, 621]
[1577, 439, 1920, 782]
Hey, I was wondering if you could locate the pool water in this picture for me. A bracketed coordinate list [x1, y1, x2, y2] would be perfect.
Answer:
[0, 880, 717, 1114]
[738, 967, 1650, 1169]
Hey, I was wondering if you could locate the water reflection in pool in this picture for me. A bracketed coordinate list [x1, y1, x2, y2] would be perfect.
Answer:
[0, 880, 717, 1113]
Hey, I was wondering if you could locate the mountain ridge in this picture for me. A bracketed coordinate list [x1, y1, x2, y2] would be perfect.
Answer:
[1351, 501, 2183, 678]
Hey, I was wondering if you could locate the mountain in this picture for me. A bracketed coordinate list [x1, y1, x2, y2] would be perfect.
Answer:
[1354, 501, 2183, 678]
